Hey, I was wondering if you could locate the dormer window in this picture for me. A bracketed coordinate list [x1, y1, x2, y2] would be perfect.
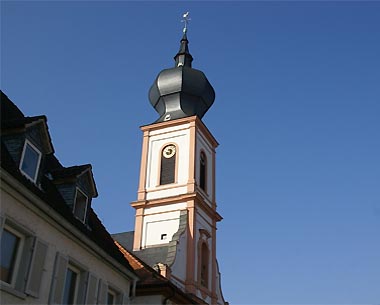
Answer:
[20, 140, 42, 182]
[73, 189, 88, 223]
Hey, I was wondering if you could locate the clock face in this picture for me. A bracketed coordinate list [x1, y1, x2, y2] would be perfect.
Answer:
[163, 145, 176, 158]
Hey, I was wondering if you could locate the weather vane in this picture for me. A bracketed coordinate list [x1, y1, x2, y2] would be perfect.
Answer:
[181, 12, 191, 33]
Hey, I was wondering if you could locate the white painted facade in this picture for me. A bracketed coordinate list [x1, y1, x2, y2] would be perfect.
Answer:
[145, 124, 190, 200]
[0, 171, 136, 305]
[132, 116, 226, 304]
[142, 202, 186, 247]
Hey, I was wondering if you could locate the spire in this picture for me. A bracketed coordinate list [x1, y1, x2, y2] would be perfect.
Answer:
[174, 32, 193, 67]
[148, 12, 215, 123]
[174, 12, 193, 67]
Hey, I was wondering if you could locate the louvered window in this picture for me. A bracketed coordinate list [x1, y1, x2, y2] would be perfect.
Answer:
[85, 273, 98, 305]
[160, 145, 176, 185]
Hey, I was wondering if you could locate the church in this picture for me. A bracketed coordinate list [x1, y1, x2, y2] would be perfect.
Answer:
[0, 18, 228, 305]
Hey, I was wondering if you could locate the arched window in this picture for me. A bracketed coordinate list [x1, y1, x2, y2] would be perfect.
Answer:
[200, 243, 209, 288]
[160, 144, 176, 185]
[199, 152, 207, 191]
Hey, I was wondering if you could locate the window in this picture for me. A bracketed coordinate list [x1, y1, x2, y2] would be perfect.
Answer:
[0, 219, 48, 298]
[20, 140, 42, 182]
[97, 281, 123, 305]
[200, 243, 209, 288]
[107, 289, 117, 305]
[49, 254, 88, 305]
[159, 144, 176, 185]
[0, 227, 23, 285]
[62, 266, 79, 305]
[73, 189, 88, 223]
[199, 151, 207, 191]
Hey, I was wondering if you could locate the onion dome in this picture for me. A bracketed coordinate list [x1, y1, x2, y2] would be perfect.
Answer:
[149, 32, 215, 123]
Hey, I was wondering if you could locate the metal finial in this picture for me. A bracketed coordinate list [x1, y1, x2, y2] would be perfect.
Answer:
[181, 12, 191, 33]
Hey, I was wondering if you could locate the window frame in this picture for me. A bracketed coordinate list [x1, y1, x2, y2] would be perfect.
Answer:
[19, 139, 42, 183]
[0, 216, 48, 299]
[49, 254, 89, 305]
[107, 288, 117, 305]
[62, 264, 80, 305]
[73, 188, 88, 223]
[106, 284, 123, 305]
[158, 143, 178, 186]
[0, 225, 25, 287]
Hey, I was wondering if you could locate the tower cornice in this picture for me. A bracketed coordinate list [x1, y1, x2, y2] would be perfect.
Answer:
[131, 192, 222, 223]
[140, 116, 219, 149]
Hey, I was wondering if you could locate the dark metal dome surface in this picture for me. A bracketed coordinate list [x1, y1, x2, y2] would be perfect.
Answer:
[149, 33, 215, 122]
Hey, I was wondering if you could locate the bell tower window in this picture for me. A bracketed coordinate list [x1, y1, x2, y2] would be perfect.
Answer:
[199, 151, 207, 191]
[160, 144, 176, 185]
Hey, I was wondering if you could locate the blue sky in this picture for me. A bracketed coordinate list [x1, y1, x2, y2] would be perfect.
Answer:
[2, 1, 380, 304]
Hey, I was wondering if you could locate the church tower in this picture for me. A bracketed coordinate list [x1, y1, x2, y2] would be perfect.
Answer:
[131, 17, 226, 304]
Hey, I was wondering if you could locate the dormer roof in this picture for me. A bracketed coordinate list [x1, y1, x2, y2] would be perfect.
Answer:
[1, 92, 54, 154]
[51, 164, 98, 198]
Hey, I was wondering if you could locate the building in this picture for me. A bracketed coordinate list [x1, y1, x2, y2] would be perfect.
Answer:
[0, 91, 138, 304]
[1, 23, 227, 305]
[113, 28, 227, 305]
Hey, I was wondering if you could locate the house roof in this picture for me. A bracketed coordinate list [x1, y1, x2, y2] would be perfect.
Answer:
[113, 210, 187, 268]
[1, 115, 47, 129]
[51, 164, 92, 179]
[1, 90, 135, 275]
[1, 92, 54, 154]
[115, 241, 207, 305]
[112, 231, 170, 266]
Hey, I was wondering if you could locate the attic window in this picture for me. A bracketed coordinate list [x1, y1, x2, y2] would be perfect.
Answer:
[20, 140, 42, 182]
[73, 189, 88, 223]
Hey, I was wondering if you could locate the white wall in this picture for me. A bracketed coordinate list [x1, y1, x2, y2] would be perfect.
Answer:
[142, 203, 186, 248]
[145, 124, 190, 200]
[1, 177, 133, 305]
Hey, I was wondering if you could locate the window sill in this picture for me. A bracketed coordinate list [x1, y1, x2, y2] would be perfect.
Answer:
[0, 282, 27, 300]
